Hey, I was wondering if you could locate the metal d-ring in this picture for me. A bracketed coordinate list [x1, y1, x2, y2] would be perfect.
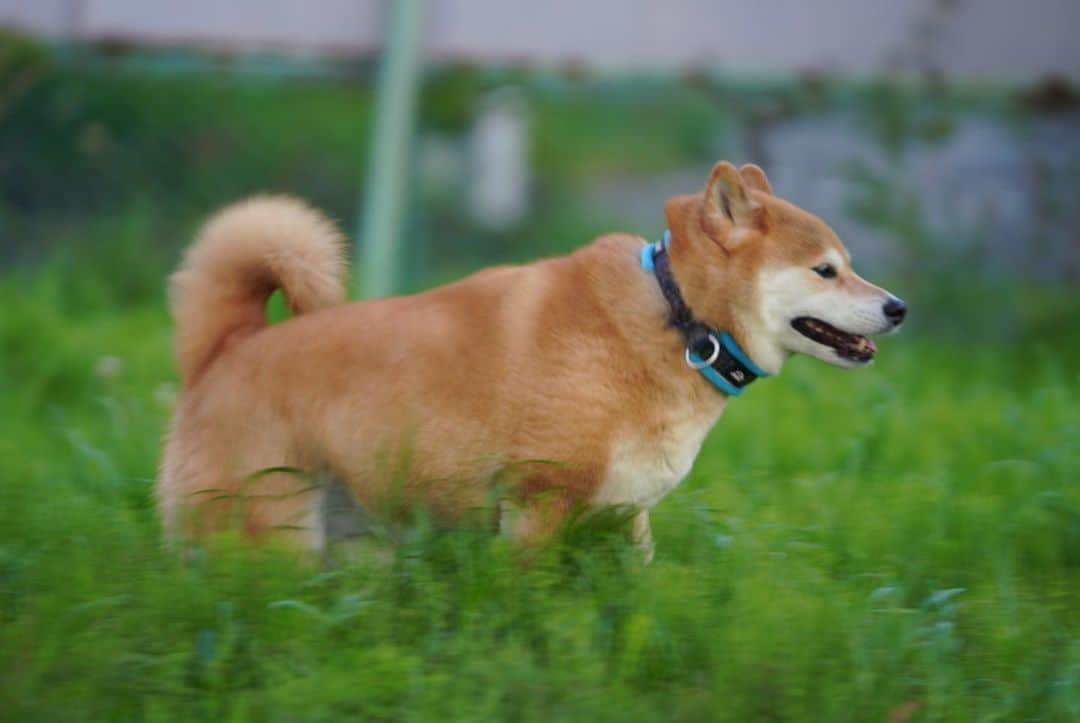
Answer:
[684, 333, 721, 370]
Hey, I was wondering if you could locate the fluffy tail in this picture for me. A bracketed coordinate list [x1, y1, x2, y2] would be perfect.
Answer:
[170, 195, 347, 385]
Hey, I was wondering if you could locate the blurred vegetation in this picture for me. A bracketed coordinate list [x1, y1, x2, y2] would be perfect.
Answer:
[1, 34, 1078, 721]
[1, 34, 1040, 290]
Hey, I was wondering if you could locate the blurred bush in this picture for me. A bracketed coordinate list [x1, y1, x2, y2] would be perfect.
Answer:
[0, 33, 374, 268]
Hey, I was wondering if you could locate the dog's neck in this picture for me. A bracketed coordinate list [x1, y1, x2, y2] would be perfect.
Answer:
[641, 232, 769, 396]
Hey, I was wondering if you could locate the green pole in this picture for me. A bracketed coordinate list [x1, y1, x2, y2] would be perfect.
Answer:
[357, 0, 426, 298]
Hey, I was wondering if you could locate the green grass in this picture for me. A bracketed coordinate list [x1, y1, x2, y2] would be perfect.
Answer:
[1, 265, 1077, 722]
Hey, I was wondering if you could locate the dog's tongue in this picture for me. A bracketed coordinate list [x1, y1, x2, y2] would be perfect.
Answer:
[854, 336, 877, 354]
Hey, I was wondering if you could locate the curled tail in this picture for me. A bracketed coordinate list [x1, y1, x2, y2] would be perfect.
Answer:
[170, 195, 347, 385]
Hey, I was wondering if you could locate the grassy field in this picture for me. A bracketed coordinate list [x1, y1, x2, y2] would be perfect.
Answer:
[1, 261, 1078, 722]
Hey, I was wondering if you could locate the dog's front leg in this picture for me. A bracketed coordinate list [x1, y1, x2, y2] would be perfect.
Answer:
[633, 510, 655, 564]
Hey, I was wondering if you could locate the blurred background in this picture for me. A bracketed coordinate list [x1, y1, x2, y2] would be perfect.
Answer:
[1, 3, 1078, 721]
[2, 0, 1078, 301]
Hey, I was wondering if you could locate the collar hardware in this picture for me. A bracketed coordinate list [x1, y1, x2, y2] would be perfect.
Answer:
[641, 231, 768, 396]
[685, 334, 721, 369]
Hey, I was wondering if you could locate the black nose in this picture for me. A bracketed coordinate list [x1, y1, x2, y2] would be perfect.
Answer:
[883, 297, 907, 325]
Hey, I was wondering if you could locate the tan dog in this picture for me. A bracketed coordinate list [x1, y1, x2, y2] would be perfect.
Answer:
[159, 161, 905, 559]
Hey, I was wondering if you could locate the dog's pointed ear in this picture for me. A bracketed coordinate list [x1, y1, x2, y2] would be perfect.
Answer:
[704, 161, 763, 232]
[739, 163, 773, 195]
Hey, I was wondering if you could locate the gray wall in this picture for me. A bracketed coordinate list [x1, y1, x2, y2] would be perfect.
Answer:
[3, 0, 1079, 79]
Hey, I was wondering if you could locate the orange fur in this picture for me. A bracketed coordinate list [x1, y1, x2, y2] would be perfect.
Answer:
[169, 195, 347, 384]
[158, 163, 900, 555]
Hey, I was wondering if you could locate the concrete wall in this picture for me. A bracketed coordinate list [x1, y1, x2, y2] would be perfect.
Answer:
[2, 0, 1078, 79]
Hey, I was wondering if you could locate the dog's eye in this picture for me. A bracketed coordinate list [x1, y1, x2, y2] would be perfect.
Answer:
[813, 263, 837, 279]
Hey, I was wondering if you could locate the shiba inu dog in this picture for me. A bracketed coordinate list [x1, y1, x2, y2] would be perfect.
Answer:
[158, 161, 905, 559]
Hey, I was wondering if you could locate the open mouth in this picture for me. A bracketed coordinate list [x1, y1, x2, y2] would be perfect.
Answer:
[791, 317, 877, 363]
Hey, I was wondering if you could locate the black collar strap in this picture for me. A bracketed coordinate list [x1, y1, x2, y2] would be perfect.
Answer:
[640, 231, 769, 396]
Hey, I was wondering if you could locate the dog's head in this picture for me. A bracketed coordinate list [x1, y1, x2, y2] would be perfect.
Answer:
[665, 161, 906, 374]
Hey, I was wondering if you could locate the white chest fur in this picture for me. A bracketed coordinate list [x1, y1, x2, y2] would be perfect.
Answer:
[594, 400, 725, 509]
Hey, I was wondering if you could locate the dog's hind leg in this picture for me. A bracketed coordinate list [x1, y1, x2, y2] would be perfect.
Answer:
[160, 430, 329, 555]
[231, 465, 332, 554]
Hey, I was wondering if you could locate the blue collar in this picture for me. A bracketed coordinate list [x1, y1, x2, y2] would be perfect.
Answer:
[641, 230, 769, 396]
